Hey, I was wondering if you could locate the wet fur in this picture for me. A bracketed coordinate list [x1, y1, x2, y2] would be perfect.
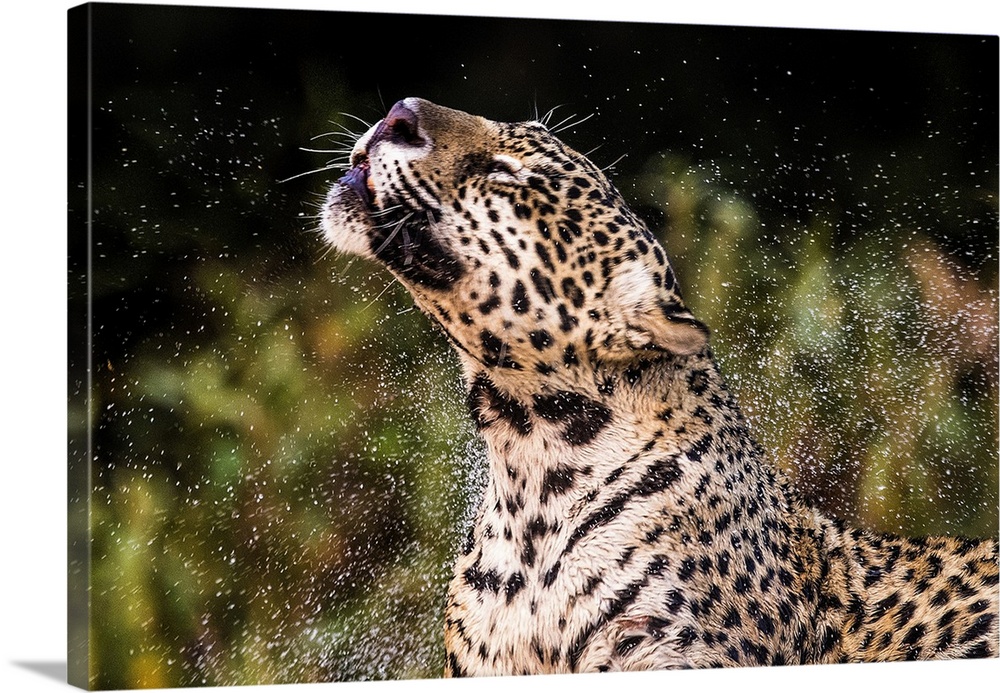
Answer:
[321, 98, 999, 675]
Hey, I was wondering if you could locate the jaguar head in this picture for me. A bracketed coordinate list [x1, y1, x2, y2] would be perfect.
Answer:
[322, 98, 708, 383]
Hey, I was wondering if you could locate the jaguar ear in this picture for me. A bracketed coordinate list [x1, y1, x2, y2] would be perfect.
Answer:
[624, 299, 710, 356]
[613, 263, 709, 357]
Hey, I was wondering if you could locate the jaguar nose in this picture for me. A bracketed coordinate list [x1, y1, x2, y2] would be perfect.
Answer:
[369, 100, 424, 150]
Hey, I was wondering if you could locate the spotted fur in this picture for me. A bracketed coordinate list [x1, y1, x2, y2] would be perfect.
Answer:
[321, 98, 998, 675]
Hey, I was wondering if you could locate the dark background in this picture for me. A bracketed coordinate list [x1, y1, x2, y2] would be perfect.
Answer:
[68, 3, 998, 688]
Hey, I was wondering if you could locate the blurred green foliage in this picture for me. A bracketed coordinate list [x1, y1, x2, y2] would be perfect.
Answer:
[87, 260, 478, 686]
[69, 5, 997, 689]
[631, 153, 997, 537]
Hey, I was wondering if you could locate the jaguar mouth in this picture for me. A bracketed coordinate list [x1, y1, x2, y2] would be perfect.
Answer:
[338, 160, 377, 210]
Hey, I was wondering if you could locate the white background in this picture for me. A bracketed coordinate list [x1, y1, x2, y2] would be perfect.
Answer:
[1, 1, 997, 691]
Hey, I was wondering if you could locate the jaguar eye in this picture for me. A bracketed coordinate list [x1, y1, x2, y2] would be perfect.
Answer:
[487, 155, 526, 183]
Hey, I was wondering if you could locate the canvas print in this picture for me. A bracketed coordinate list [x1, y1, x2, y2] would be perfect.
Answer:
[68, 3, 999, 689]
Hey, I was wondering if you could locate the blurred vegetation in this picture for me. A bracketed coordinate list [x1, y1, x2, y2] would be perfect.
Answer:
[631, 154, 997, 536]
[68, 4, 997, 689]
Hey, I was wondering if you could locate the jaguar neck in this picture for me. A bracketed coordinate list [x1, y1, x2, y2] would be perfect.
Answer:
[461, 350, 771, 498]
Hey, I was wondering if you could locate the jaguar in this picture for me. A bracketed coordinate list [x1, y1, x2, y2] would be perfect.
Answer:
[320, 97, 998, 675]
